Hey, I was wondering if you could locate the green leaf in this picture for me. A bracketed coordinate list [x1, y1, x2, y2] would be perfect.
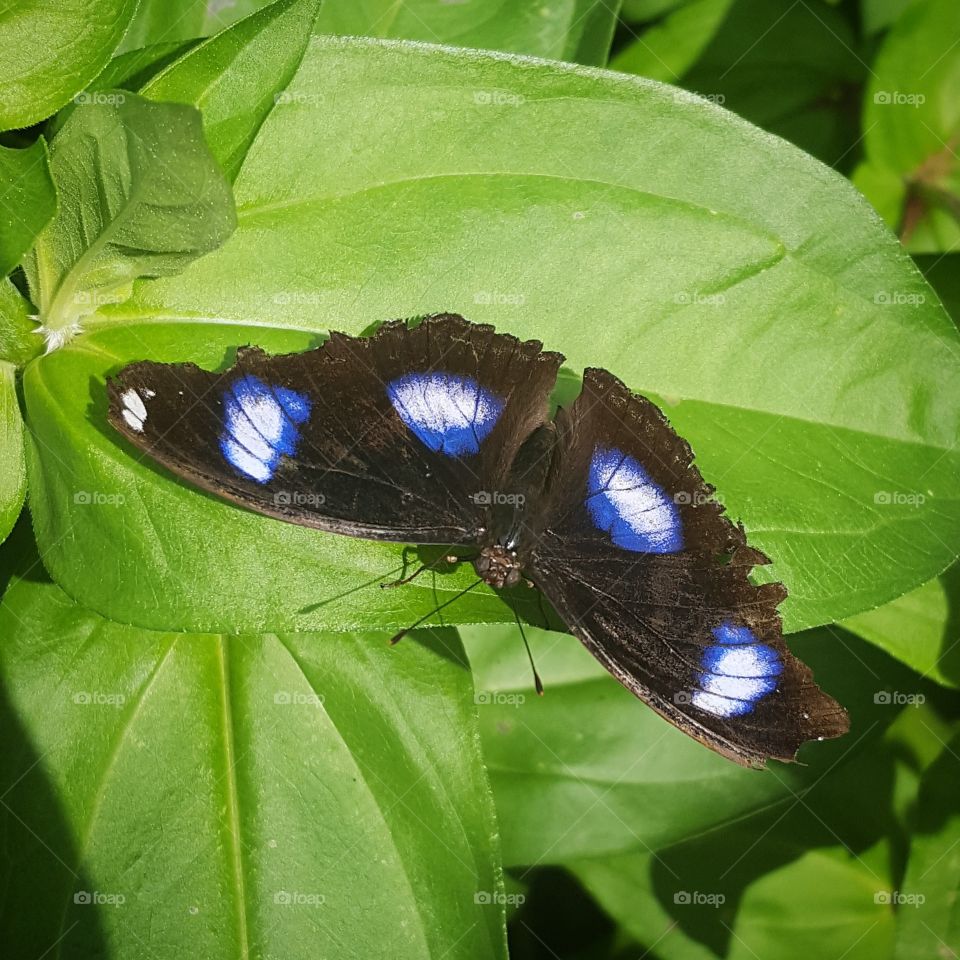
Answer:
[0, 558, 507, 959]
[621, 0, 686, 21]
[46, 40, 202, 138]
[24, 93, 236, 349]
[27, 38, 959, 635]
[571, 844, 893, 960]
[860, 0, 960, 252]
[0, 138, 56, 276]
[317, 0, 623, 65]
[841, 564, 960, 688]
[861, 0, 915, 34]
[0, 0, 139, 131]
[915, 252, 960, 322]
[121, 0, 622, 65]
[894, 731, 960, 958]
[462, 621, 902, 866]
[610, 0, 734, 83]
[0, 360, 25, 544]
[0, 275, 42, 366]
[680, 0, 865, 165]
[141, 0, 321, 181]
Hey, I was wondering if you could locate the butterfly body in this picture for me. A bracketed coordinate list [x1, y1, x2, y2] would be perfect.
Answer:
[108, 313, 849, 766]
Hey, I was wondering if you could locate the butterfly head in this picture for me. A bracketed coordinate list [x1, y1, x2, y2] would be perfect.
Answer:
[474, 545, 522, 589]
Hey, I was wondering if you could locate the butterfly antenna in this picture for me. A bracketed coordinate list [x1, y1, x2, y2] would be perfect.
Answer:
[389, 579, 484, 645]
[513, 607, 544, 696]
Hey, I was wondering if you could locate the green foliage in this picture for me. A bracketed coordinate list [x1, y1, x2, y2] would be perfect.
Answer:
[23, 94, 236, 347]
[0, 0, 139, 130]
[0, 543, 506, 959]
[1, 1, 959, 958]
[0, 138, 55, 275]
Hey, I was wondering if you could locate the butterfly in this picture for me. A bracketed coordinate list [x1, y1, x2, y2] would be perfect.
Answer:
[107, 313, 849, 766]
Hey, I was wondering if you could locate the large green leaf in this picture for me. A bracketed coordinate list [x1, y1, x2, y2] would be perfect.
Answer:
[0, 138, 55, 276]
[0, 361, 24, 543]
[24, 94, 236, 349]
[855, 0, 960, 252]
[121, 0, 622, 65]
[141, 0, 321, 181]
[0, 0, 139, 131]
[462, 621, 904, 866]
[894, 731, 960, 958]
[27, 37, 960, 635]
[0, 556, 507, 959]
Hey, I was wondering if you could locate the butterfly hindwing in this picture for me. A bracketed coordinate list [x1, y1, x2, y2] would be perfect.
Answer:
[108, 314, 563, 544]
[528, 368, 848, 765]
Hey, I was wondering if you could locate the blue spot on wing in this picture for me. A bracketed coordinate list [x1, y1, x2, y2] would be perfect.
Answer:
[691, 621, 782, 717]
[585, 446, 683, 553]
[219, 375, 312, 484]
[387, 372, 504, 457]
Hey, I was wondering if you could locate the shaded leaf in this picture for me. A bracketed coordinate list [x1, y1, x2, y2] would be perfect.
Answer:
[610, 0, 734, 84]
[894, 731, 960, 959]
[462, 621, 904, 866]
[0, 556, 507, 959]
[858, 0, 960, 251]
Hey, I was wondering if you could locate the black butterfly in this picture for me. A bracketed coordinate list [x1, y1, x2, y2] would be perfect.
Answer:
[107, 313, 848, 766]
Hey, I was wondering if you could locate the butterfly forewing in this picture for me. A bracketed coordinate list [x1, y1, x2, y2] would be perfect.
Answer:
[108, 314, 563, 544]
[528, 368, 849, 765]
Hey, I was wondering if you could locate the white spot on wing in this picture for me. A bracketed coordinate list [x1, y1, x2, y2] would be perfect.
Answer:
[120, 388, 147, 432]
